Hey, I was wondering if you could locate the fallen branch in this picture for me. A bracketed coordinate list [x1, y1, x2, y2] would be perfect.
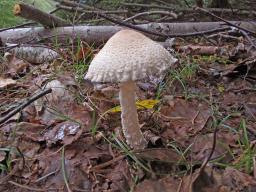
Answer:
[13, 3, 68, 28]
[0, 88, 52, 125]
[1, 21, 255, 45]
[57, 0, 169, 38]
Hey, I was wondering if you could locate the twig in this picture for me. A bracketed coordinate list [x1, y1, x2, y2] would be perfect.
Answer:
[196, 7, 256, 36]
[58, 0, 169, 38]
[183, 0, 191, 7]
[61, 146, 72, 192]
[35, 168, 60, 183]
[122, 3, 256, 15]
[121, 2, 178, 10]
[124, 11, 177, 22]
[0, 88, 52, 125]
[240, 30, 256, 49]
[90, 155, 125, 171]
[0, 22, 35, 33]
[8, 180, 58, 191]
[198, 118, 218, 174]
[153, 0, 173, 6]
[57, 4, 128, 14]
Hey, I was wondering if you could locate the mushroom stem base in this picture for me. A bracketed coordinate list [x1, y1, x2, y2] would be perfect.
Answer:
[119, 81, 147, 149]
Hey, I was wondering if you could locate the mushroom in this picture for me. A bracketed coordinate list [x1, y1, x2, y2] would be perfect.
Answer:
[85, 29, 177, 149]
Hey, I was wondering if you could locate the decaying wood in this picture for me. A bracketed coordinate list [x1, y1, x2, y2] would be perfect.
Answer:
[13, 3, 68, 28]
[176, 45, 226, 55]
[10, 45, 60, 64]
[1, 21, 255, 45]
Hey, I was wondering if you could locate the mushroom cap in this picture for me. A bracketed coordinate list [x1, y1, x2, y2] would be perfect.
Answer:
[85, 29, 177, 83]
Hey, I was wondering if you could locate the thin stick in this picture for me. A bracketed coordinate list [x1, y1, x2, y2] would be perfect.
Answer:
[196, 7, 256, 36]
[61, 146, 72, 192]
[90, 155, 125, 171]
[198, 118, 218, 174]
[9, 180, 45, 191]
[124, 11, 177, 22]
[0, 88, 52, 125]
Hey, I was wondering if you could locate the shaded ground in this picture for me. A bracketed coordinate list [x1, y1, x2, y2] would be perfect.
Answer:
[1, 24, 256, 192]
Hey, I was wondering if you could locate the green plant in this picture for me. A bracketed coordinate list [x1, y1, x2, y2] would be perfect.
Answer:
[156, 60, 199, 99]
[0, 147, 21, 173]
[233, 119, 256, 174]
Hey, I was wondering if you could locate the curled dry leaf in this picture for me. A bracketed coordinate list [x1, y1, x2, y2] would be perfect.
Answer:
[3, 52, 30, 78]
[0, 77, 16, 89]
[44, 121, 82, 146]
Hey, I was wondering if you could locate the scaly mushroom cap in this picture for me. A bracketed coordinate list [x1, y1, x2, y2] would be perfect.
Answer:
[85, 29, 177, 83]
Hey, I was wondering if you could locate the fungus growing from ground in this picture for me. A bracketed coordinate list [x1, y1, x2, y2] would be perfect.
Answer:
[85, 29, 177, 149]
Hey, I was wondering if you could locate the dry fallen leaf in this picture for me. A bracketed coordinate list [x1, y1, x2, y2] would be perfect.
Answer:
[109, 99, 160, 113]
[0, 77, 16, 89]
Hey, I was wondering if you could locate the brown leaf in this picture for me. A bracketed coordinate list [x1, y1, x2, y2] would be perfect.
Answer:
[44, 121, 83, 146]
[222, 167, 256, 191]
[135, 148, 180, 163]
[191, 132, 235, 162]
[135, 177, 180, 192]
[0, 77, 16, 89]
[4, 52, 30, 78]
[180, 167, 223, 192]
[14, 122, 46, 142]
[160, 99, 211, 144]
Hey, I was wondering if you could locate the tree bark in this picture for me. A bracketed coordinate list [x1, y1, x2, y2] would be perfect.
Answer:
[13, 3, 68, 28]
[0, 21, 255, 45]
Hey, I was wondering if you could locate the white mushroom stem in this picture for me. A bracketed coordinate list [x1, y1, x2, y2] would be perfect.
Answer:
[119, 81, 147, 149]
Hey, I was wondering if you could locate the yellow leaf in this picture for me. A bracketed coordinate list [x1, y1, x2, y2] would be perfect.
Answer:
[109, 99, 160, 113]
[109, 105, 121, 113]
[218, 84, 225, 93]
[136, 99, 160, 109]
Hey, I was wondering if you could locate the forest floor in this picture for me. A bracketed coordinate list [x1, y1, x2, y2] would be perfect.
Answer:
[0, 1, 256, 191]
[1, 30, 256, 192]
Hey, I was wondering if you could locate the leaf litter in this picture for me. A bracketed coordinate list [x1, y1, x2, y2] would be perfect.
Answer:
[1, 26, 256, 192]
